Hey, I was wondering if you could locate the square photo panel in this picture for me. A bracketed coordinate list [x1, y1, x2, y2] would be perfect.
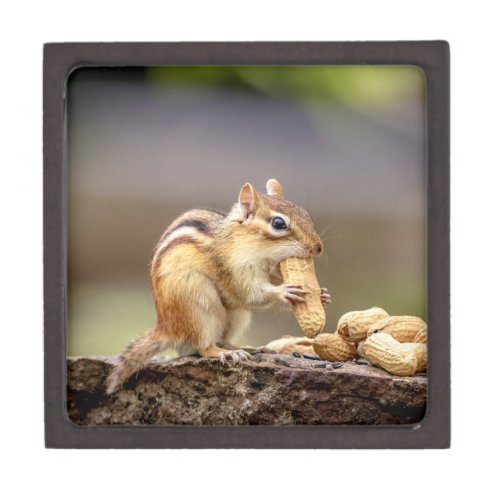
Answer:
[66, 65, 427, 426]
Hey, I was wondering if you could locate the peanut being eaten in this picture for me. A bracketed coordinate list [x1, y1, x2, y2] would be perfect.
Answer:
[279, 257, 326, 338]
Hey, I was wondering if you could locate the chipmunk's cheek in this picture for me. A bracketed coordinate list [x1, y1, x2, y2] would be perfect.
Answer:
[267, 245, 291, 264]
[272, 247, 290, 261]
[285, 245, 309, 260]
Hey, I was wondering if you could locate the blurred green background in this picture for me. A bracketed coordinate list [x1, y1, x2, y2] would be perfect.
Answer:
[67, 65, 427, 356]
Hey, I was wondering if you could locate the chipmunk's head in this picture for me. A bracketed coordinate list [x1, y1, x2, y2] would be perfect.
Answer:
[231, 178, 323, 263]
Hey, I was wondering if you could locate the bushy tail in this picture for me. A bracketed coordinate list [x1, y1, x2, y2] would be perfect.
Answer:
[106, 328, 167, 394]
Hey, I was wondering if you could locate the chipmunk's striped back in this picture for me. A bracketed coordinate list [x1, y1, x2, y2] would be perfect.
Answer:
[156, 208, 226, 248]
[153, 208, 223, 260]
[151, 208, 226, 289]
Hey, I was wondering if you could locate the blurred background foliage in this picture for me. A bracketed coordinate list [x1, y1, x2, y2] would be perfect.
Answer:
[67, 65, 426, 356]
[147, 65, 423, 103]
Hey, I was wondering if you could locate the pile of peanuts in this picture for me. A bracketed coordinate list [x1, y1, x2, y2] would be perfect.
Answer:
[315, 308, 427, 376]
[271, 257, 427, 377]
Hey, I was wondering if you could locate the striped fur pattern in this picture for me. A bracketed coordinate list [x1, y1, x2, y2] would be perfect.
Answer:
[105, 179, 323, 394]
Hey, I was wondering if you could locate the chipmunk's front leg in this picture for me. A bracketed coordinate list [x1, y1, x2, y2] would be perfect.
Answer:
[275, 283, 311, 306]
[258, 283, 308, 306]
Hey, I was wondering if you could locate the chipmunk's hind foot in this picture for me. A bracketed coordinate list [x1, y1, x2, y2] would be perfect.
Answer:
[219, 349, 252, 365]
[199, 345, 251, 364]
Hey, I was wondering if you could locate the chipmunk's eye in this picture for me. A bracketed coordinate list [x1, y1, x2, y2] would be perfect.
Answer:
[271, 217, 287, 230]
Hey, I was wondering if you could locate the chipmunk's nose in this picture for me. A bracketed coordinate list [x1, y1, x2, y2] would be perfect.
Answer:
[310, 242, 323, 256]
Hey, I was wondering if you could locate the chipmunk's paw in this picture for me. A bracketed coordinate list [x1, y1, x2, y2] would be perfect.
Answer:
[277, 283, 307, 304]
[320, 288, 331, 307]
[219, 349, 252, 365]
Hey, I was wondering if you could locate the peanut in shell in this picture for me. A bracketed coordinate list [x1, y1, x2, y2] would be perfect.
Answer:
[400, 343, 427, 372]
[313, 332, 357, 361]
[279, 257, 325, 338]
[413, 327, 427, 344]
[356, 341, 366, 361]
[265, 336, 315, 355]
[337, 307, 390, 343]
[358, 332, 418, 377]
[367, 315, 427, 343]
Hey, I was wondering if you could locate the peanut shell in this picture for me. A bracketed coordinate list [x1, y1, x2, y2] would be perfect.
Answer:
[337, 307, 389, 343]
[356, 341, 366, 357]
[359, 332, 418, 377]
[313, 332, 357, 361]
[367, 316, 427, 343]
[279, 257, 325, 338]
[413, 327, 427, 344]
[265, 336, 315, 355]
[400, 343, 427, 372]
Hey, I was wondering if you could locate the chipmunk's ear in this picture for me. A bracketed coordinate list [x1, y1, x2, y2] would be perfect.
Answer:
[238, 183, 261, 218]
[266, 178, 284, 197]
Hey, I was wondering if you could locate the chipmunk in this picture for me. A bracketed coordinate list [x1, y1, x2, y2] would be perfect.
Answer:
[105, 179, 330, 394]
